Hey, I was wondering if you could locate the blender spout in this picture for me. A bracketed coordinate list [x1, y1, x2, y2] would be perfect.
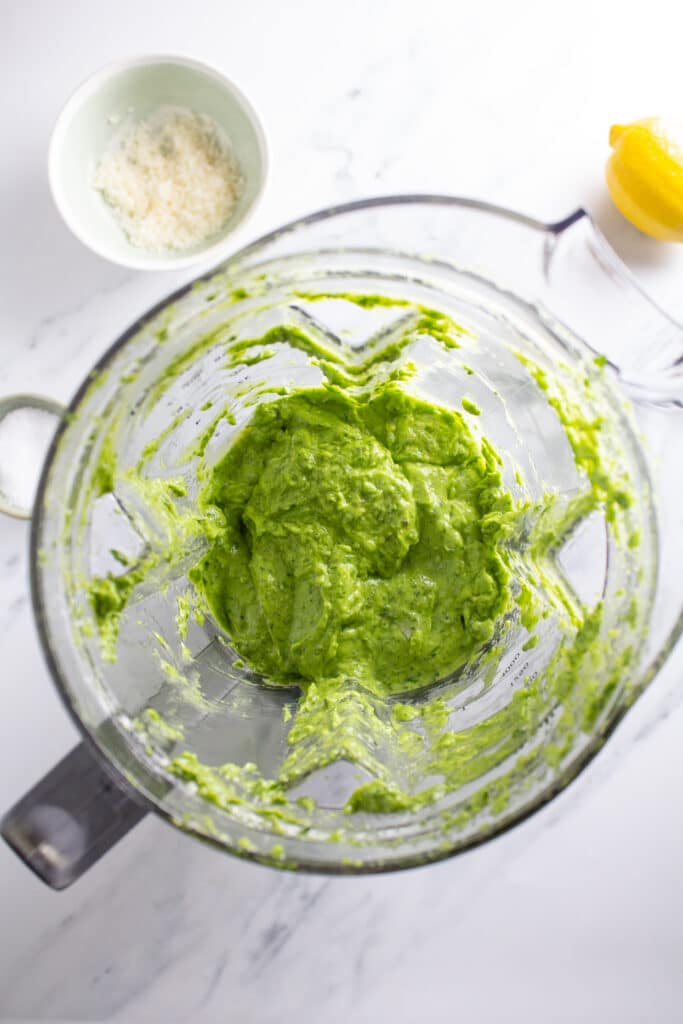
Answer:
[539, 210, 683, 407]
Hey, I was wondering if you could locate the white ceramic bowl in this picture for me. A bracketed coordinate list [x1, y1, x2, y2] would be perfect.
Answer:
[48, 55, 268, 270]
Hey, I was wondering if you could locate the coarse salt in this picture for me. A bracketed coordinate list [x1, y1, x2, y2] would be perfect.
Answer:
[94, 106, 243, 253]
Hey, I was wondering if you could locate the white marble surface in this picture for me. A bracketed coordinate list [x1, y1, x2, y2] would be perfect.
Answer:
[2, 1, 683, 1020]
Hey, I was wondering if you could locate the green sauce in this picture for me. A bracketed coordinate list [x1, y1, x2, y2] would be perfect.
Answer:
[82, 293, 644, 838]
[191, 383, 514, 695]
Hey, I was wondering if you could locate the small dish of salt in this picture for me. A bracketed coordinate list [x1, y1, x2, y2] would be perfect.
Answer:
[48, 56, 268, 270]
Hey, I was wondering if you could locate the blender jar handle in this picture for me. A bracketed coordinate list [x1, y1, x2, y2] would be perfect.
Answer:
[0, 394, 65, 519]
[0, 393, 148, 887]
[1, 742, 147, 890]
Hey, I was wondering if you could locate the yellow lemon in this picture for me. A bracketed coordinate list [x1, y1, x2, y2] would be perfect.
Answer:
[606, 117, 683, 241]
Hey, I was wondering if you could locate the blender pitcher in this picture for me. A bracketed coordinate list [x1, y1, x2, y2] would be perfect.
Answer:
[1, 196, 681, 889]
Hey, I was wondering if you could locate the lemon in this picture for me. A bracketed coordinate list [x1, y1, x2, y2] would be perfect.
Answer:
[606, 117, 683, 241]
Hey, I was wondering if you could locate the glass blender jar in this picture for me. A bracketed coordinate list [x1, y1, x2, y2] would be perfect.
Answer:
[1, 197, 680, 888]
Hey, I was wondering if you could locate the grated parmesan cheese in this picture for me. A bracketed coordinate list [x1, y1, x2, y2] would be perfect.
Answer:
[94, 106, 243, 253]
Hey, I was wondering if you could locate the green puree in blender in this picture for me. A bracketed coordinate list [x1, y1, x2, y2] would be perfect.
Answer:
[85, 299, 641, 829]
[191, 385, 514, 696]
